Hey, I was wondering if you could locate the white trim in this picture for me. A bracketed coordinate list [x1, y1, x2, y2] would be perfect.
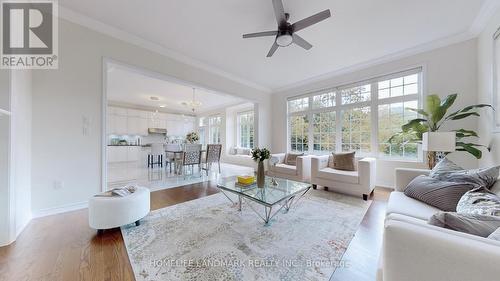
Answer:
[57, 6, 271, 94]
[286, 67, 424, 160]
[469, 0, 500, 36]
[493, 26, 500, 133]
[16, 213, 32, 237]
[101, 58, 108, 192]
[273, 32, 474, 93]
[32, 201, 88, 218]
[0, 108, 11, 116]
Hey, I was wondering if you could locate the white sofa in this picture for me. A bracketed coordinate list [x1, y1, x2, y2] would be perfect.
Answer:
[311, 155, 376, 200]
[267, 153, 311, 182]
[378, 168, 500, 281]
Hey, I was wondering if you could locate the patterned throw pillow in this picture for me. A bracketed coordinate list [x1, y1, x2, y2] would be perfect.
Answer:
[331, 151, 356, 171]
[457, 187, 500, 217]
[488, 227, 500, 241]
[429, 158, 463, 178]
[285, 152, 304, 166]
[428, 212, 500, 237]
[404, 175, 475, 211]
[430, 158, 500, 189]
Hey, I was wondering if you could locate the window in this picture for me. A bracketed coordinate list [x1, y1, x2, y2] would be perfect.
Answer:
[198, 117, 207, 145]
[208, 115, 222, 144]
[238, 111, 254, 148]
[287, 68, 422, 160]
[312, 111, 335, 152]
[341, 106, 371, 153]
[290, 115, 309, 152]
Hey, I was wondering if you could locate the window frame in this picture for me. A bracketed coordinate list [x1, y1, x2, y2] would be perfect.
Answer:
[286, 67, 424, 161]
[208, 115, 222, 144]
[237, 110, 255, 149]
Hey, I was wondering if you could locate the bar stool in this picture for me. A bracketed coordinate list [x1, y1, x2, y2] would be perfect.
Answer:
[148, 143, 164, 168]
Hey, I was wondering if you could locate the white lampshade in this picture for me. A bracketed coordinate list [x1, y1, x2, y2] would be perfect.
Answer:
[422, 132, 456, 152]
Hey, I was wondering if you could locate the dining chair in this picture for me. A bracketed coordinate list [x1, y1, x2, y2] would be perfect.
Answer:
[202, 144, 222, 176]
[176, 144, 202, 177]
[165, 143, 181, 173]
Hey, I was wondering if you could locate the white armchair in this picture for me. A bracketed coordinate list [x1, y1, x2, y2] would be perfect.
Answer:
[267, 153, 311, 182]
[311, 155, 376, 200]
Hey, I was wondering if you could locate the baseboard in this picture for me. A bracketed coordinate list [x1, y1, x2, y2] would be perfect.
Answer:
[16, 214, 32, 237]
[32, 201, 88, 218]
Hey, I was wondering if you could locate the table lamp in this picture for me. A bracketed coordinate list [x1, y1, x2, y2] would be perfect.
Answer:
[422, 132, 456, 169]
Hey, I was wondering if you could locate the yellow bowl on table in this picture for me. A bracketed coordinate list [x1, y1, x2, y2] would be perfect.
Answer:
[237, 176, 255, 185]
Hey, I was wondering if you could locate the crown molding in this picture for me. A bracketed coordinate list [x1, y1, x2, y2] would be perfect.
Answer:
[57, 6, 272, 94]
[271, 31, 476, 93]
[57, 2, 500, 96]
[270, 0, 500, 93]
[469, 0, 500, 36]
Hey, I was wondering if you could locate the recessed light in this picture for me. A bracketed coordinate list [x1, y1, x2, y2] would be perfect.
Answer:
[159, 105, 166, 108]
[150, 96, 160, 101]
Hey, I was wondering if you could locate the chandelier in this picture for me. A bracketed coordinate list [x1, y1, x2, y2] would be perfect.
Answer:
[182, 88, 202, 112]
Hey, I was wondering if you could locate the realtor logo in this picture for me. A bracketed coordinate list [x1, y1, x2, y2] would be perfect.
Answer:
[1, 0, 58, 69]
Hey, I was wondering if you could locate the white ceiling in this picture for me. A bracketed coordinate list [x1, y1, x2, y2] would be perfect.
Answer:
[60, 0, 488, 91]
[106, 63, 246, 114]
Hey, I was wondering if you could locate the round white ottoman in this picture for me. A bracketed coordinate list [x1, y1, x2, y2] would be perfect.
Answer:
[89, 186, 150, 233]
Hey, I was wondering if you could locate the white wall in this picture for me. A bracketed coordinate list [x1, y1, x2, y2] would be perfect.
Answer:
[478, 7, 500, 167]
[11, 70, 32, 236]
[0, 70, 11, 246]
[271, 39, 479, 187]
[31, 19, 270, 214]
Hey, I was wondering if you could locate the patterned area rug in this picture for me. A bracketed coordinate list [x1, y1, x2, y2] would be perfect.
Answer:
[121, 189, 370, 281]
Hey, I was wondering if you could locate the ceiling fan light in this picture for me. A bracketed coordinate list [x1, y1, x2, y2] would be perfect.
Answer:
[276, 34, 293, 47]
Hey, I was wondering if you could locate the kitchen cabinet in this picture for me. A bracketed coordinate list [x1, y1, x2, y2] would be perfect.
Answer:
[107, 146, 128, 162]
[107, 146, 140, 163]
[107, 106, 194, 136]
[114, 115, 128, 135]
[127, 146, 140, 162]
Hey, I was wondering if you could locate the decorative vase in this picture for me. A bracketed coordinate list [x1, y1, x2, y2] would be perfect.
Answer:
[257, 160, 265, 188]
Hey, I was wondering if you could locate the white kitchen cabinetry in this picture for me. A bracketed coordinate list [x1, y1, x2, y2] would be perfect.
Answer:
[107, 106, 194, 136]
[107, 146, 141, 163]
[127, 146, 140, 162]
[107, 146, 128, 162]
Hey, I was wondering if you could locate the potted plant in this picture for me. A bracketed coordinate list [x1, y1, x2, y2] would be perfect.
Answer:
[389, 94, 492, 168]
[251, 148, 270, 188]
[186, 131, 199, 144]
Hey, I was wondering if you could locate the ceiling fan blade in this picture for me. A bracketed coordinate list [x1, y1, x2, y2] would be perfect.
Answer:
[292, 9, 331, 32]
[242, 31, 278, 38]
[266, 41, 279, 57]
[272, 0, 286, 25]
[292, 34, 312, 50]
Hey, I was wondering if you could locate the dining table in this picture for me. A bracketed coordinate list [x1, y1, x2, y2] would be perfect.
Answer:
[165, 148, 207, 174]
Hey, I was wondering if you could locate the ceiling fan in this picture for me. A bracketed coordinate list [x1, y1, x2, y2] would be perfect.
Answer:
[243, 0, 331, 57]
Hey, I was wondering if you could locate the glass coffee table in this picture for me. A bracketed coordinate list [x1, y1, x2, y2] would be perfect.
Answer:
[217, 176, 311, 225]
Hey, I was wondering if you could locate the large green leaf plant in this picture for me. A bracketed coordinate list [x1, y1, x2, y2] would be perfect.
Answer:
[389, 93, 492, 160]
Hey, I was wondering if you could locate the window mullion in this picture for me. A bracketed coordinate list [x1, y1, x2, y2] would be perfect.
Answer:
[371, 82, 379, 157]
[335, 89, 342, 153]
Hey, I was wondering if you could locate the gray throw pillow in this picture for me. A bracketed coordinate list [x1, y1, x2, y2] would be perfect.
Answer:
[428, 212, 500, 237]
[488, 227, 500, 241]
[285, 152, 303, 166]
[457, 187, 500, 216]
[430, 158, 500, 189]
[429, 158, 462, 178]
[404, 175, 475, 211]
[331, 151, 356, 171]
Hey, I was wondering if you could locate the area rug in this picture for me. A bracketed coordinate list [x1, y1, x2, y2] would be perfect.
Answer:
[121, 189, 371, 281]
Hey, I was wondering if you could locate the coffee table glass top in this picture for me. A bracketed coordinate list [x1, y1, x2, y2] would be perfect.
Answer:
[217, 176, 311, 206]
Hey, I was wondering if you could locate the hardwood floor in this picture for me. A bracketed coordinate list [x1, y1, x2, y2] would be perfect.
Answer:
[0, 183, 390, 281]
